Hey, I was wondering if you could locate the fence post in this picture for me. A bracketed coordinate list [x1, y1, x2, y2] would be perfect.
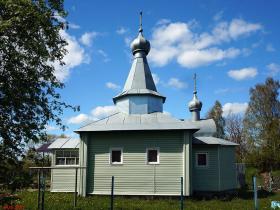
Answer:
[181, 177, 184, 210]
[269, 171, 272, 193]
[37, 169, 41, 210]
[74, 168, 78, 207]
[41, 170, 45, 210]
[111, 176, 114, 210]
[253, 176, 258, 210]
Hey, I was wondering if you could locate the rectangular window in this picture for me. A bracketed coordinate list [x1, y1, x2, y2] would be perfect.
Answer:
[66, 158, 76, 165]
[56, 158, 65, 165]
[147, 148, 159, 164]
[55, 150, 79, 166]
[196, 152, 208, 167]
[110, 148, 123, 165]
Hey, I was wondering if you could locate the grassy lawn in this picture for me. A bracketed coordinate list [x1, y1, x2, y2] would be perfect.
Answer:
[11, 190, 280, 210]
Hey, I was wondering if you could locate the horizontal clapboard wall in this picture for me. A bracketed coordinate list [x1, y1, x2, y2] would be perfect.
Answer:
[87, 130, 185, 195]
[192, 145, 219, 191]
[51, 168, 80, 192]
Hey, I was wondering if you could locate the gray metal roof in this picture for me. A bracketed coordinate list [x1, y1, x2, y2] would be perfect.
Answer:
[48, 138, 80, 149]
[193, 136, 238, 146]
[124, 56, 157, 91]
[113, 57, 165, 103]
[190, 119, 216, 137]
[74, 112, 237, 146]
[75, 112, 201, 132]
[114, 88, 165, 100]
[113, 27, 165, 104]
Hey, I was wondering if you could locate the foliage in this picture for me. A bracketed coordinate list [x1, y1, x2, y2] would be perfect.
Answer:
[0, 133, 66, 191]
[244, 167, 264, 189]
[243, 77, 280, 171]
[225, 114, 247, 162]
[0, 0, 79, 190]
[15, 191, 280, 210]
[0, 156, 32, 192]
[0, 145, 54, 191]
[206, 100, 225, 138]
[0, 194, 21, 208]
[0, 0, 79, 157]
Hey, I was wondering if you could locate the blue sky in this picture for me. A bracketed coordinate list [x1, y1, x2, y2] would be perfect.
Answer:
[47, 0, 280, 136]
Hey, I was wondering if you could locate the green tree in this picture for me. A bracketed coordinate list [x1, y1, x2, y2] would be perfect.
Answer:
[225, 113, 247, 162]
[0, 0, 78, 157]
[243, 77, 280, 171]
[206, 100, 225, 138]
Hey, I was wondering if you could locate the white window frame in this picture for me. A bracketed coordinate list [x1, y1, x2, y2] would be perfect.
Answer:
[55, 149, 79, 166]
[109, 147, 123, 165]
[146, 147, 160, 165]
[195, 152, 208, 168]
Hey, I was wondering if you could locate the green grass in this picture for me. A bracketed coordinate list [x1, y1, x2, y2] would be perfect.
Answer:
[272, 170, 280, 177]
[245, 167, 263, 188]
[11, 190, 280, 210]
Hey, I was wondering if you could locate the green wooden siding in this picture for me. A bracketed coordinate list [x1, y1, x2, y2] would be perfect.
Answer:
[51, 168, 80, 192]
[87, 130, 185, 195]
[192, 145, 219, 191]
[219, 146, 237, 190]
[50, 150, 80, 192]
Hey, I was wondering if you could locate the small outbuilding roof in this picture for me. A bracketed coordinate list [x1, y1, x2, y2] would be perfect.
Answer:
[36, 142, 52, 153]
[193, 136, 238, 146]
[48, 137, 80, 149]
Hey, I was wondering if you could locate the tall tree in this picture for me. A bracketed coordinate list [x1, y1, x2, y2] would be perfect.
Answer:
[206, 100, 225, 138]
[225, 113, 246, 162]
[0, 0, 78, 157]
[243, 77, 280, 171]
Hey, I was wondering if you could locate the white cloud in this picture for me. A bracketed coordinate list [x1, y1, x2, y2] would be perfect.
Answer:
[124, 37, 132, 47]
[228, 67, 258, 80]
[149, 47, 178, 67]
[68, 23, 80, 29]
[222, 102, 248, 116]
[79, 32, 98, 47]
[152, 73, 160, 85]
[116, 26, 133, 48]
[266, 43, 275, 52]
[228, 19, 262, 39]
[53, 30, 88, 81]
[214, 88, 230, 94]
[267, 63, 280, 76]
[213, 11, 224, 21]
[149, 18, 262, 68]
[116, 27, 128, 35]
[67, 105, 118, 125]
[177, 48, 240, 68]
[106, 82, 121, 90]
[151, 22, 192, 47]
[156, 19, 171, 25]
[45, 125, 59, 131]
[241, 48, 252, 57]
[98, 50, 110, 62]
[91, 106, 118, 119]
[68, 113, 90, 124]
[167, 78, 187, 89]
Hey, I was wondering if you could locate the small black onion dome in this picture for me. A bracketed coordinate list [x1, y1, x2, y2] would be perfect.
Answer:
[130, 32, 150, 55]
[188, 92, 202, 111]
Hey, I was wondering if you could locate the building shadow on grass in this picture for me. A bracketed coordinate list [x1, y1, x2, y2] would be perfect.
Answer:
[191, 188, 275, 201]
